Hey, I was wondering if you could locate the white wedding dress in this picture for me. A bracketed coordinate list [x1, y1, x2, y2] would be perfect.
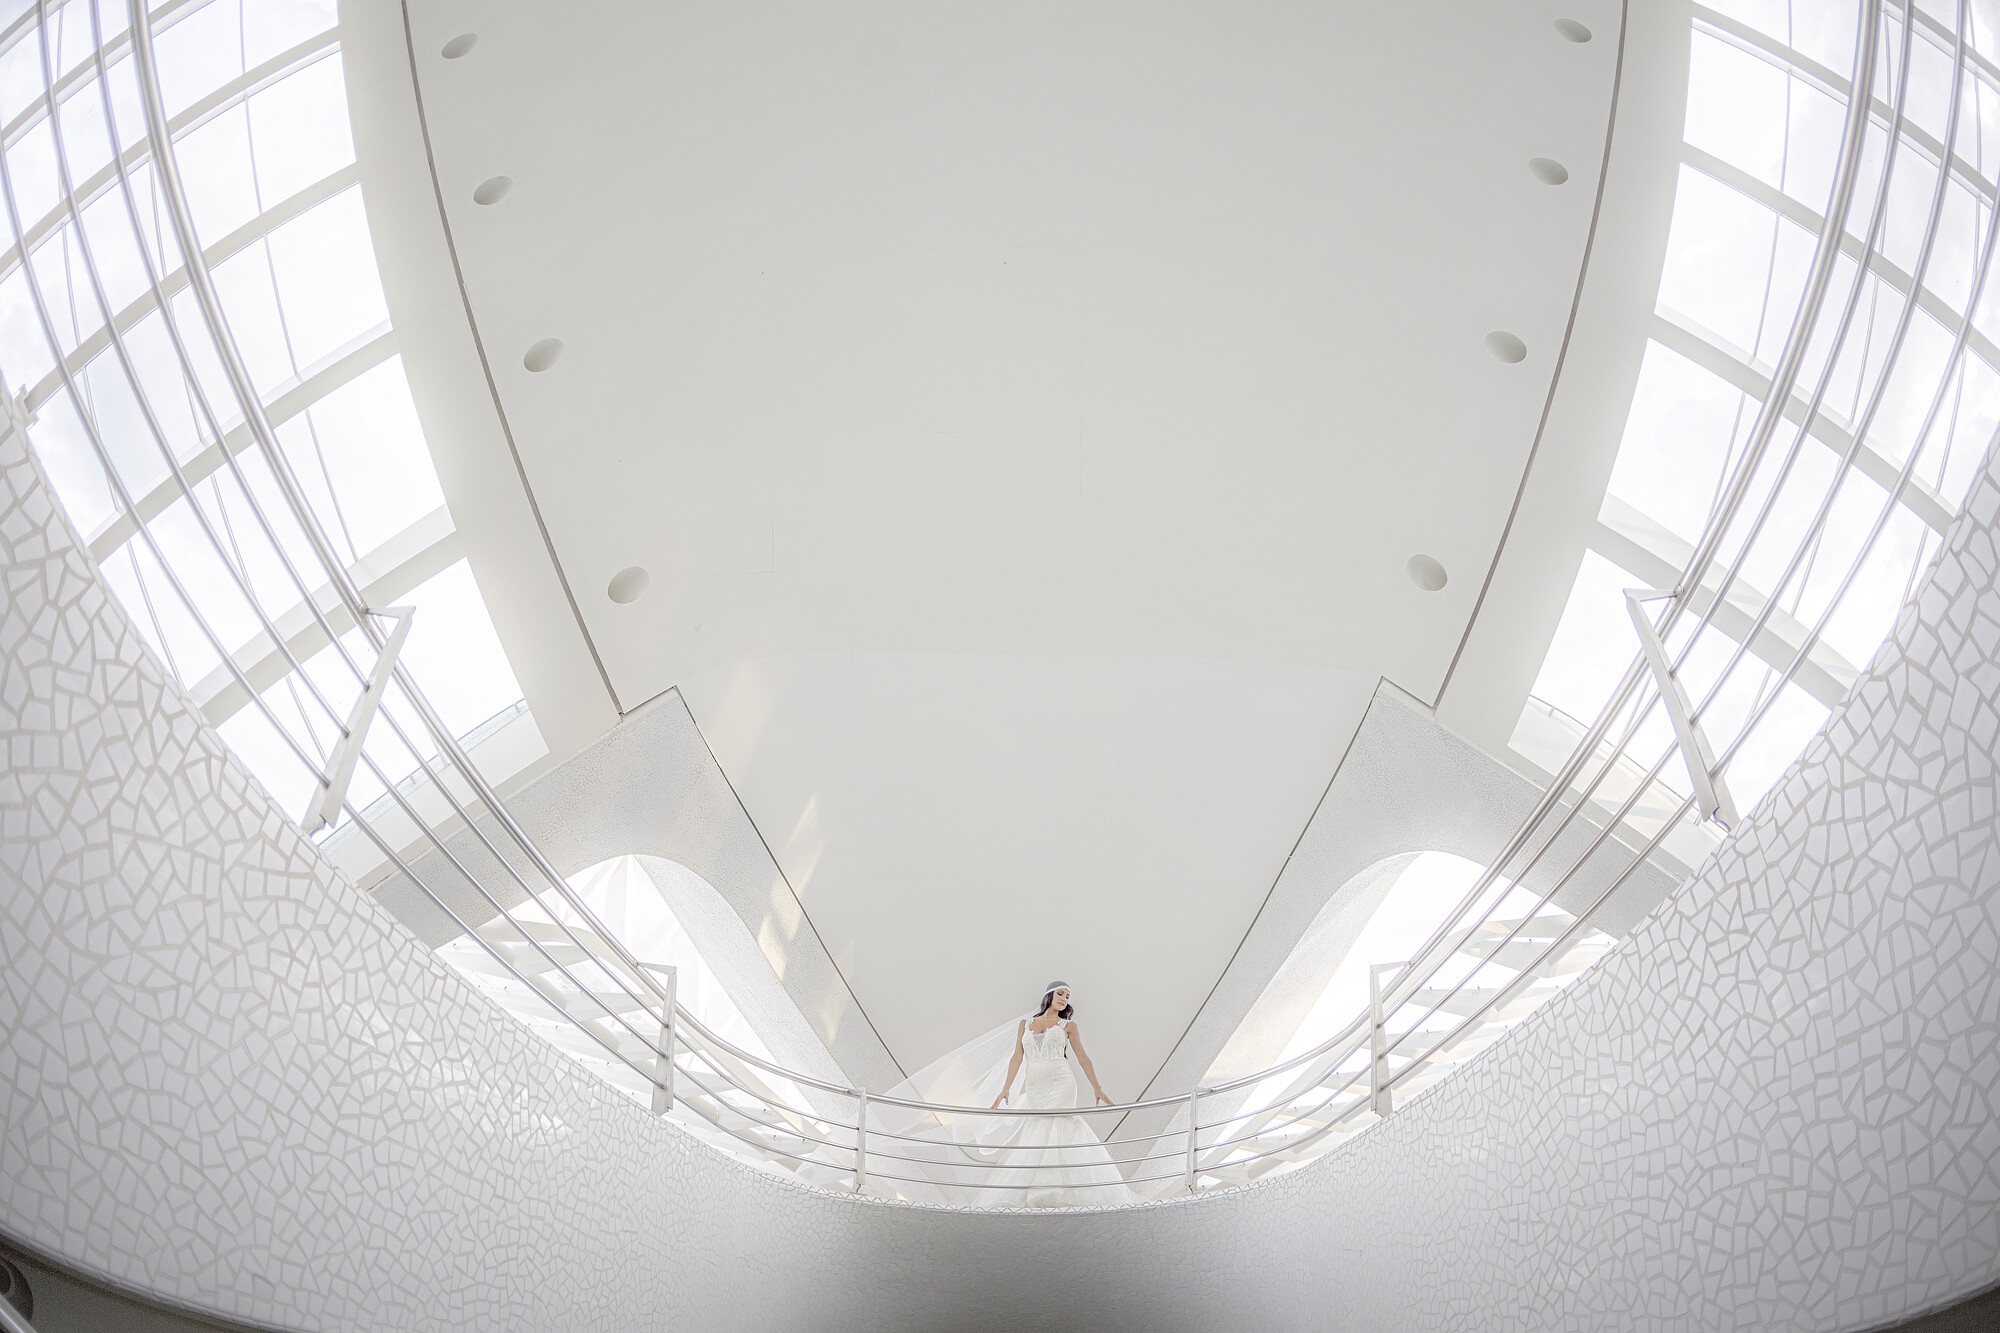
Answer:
[826, 1013, 1138, 1207]
[985, 1020, 1137, 1207]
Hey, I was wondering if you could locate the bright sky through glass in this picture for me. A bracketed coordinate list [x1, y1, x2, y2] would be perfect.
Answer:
[0, 0, 530, 831]
[1521, 2, 1997, 837]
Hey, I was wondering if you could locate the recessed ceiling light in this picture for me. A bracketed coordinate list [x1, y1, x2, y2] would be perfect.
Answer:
[1485, 331, 1528, 364]
[607, 566, 650, 604]
[1553, 18, 1592, 43]
[473, 175, 513, 206]
[523, 338, 565, 373]
[441, 33, 478, 59]
[1407, 554, 1448, 592]
[1528, 158, 1570, 186]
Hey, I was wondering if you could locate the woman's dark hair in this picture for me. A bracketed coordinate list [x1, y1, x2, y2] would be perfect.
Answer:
[1035, 981, 1075, 1021]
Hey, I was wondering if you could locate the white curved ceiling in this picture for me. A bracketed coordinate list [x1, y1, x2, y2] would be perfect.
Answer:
[360, 0, 1622, 1092]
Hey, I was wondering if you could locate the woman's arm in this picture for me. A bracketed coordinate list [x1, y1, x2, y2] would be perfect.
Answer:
[990, 1021, 1027, 1108]
[1068, 1021, 1114, 1106]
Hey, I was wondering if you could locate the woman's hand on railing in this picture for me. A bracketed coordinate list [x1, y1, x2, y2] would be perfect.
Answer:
[1095, 1089, 1115, 1107]
[989, 1092, 1008, 1109]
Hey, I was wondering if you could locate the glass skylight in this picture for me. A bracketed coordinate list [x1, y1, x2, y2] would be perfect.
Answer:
[1518, 1, 2000, 841]
[0, 0, 535, 839]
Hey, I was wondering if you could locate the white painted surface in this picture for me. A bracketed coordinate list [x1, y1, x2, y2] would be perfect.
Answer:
[682, 651, 1373, 1092]
[346, 0, 1626, 1080]
[4, 358, 1999, 1330]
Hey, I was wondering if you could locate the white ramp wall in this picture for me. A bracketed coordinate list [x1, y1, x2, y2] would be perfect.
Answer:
[3, 413, 1999, 1331]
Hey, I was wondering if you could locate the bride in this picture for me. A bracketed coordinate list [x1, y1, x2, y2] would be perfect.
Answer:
[980, 983, 1131, 1207]
[990, 984, 1113, 1112]
[861, 981, 1137, 1207]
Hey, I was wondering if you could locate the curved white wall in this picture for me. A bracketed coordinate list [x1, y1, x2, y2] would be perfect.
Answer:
[3, 412, 1999, 1331]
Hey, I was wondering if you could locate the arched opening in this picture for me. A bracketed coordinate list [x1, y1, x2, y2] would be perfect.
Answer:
[1177, 851, 1621, 1190]
[436, 854, 848, 1174]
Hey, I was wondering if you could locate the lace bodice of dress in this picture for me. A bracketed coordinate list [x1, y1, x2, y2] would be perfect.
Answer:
[1022, 1021, 1071, 1064]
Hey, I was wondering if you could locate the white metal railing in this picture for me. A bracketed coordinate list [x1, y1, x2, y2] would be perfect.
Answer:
[2, 0, 1987, 1207]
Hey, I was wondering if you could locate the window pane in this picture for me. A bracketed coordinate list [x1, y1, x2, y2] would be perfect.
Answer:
[99, 49, 147, 157]
[1686, 33, 1789, 190]
[389, 559, 526, 741]
[1780, 66, 1847, 213]
[1607, 340, 1753, 548]
[1904, 27, 1959, 147]
[1795, 0, 1862, 80]
[54, 73, 114, 186]
[153, 0, 243, 119]
[1923, 352, 2000, 506]
[1875, 148, 1939, 282]
[1699, 2, 1791, 46]
[264, 186, 389, 370]
[173, 102, 259, 245]
[244, 0, 337, 70]
[247, 52, 351, 205]
[1861, 304, 1956, 467]
[47, 0, 109, 87]
[77, 184, 152, 319]
[1659, 167, 1815, 364]
[0, 28, 44, 126]
[1919, 176, 1982, 317]
[209, 235, 294, 394]
[0, 260, 58, 388]
[300, 356, 447, 555]
[99, 522, 224, 684]
[7, 115, 64, 245]
[217, 684, 322, 823]
[1819, 502, 1936, 670]
[25, 389, 114, 535]
[26, 225, 105, 357]
[74, 343, 171, 500]
[1529, 549, 1642, 727]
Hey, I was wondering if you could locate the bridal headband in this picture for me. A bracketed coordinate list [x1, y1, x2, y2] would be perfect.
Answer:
[1043, 983, 1070, 997]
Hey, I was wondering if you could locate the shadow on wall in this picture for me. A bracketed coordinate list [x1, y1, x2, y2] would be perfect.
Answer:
[0, 1246, 262, 1333]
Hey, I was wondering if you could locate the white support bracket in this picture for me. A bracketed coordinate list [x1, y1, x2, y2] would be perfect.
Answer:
[303, 605, 415, 835]
[1624, 588, 1740, 828]
[649, 964, 678, 1116]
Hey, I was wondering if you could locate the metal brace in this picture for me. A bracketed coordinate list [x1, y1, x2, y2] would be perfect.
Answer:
[649, 964, 678, 1115]
[1624, 588, 1739, 828]
[303, 606, 415, 835]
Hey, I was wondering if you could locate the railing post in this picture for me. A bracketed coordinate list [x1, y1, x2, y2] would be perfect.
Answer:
[1184, 1086, 1202, 1194]
[650, 966, 677, 1116]
[853, 1088, 868, 1193]
[1370, 961, 1398, 1118]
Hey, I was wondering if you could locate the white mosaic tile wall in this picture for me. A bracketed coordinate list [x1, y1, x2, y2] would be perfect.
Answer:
[3, 411, 1999, 1331]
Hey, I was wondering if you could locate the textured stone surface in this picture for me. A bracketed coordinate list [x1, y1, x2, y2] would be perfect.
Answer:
[3, 419, 2000, 1330]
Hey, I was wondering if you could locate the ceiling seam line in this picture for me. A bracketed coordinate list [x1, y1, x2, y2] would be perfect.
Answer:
[393, 0, 623, 715]
[663, 685, 910, 1085]
[1122, 673, 1391, 1124]
[1433, 0, 1634, 713]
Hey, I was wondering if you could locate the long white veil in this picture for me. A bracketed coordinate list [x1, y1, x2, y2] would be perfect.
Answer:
[834, 1013, 1034, 1203]
[884, 1013, 1027, 1109]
